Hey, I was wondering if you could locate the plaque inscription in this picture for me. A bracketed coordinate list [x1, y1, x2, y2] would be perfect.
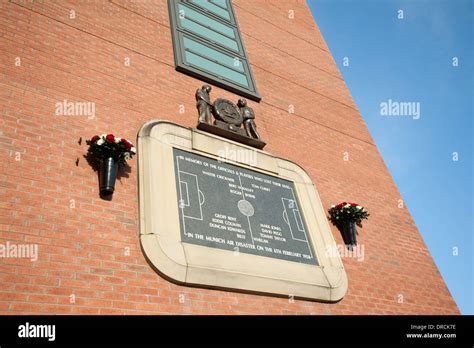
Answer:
[173, 148, 317, 265]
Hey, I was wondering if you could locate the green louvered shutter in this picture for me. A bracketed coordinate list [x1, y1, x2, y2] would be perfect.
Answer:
[168, 0, 261, 101]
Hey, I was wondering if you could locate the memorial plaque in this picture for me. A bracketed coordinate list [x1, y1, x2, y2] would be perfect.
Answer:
[139, 121, 348, 301]
[173, 148, 318, 265]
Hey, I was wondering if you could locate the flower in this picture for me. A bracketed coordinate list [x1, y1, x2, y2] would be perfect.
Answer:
[121, 139, 132, 150]
[328, 201, 369, 228]
[87, 133, 136, 164]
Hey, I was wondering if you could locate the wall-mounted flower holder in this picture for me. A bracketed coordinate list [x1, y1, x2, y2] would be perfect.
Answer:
[85, 134, 135, 197]
[328, 202, 369, 250]
[99, 157, 118, 195]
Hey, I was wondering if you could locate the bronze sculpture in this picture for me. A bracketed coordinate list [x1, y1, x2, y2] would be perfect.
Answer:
[195, 85, 212, 124]
[195, 85, 265, 149]
[238, 99, 260, 140]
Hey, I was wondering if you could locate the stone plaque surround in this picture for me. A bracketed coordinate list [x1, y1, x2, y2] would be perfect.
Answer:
[138, 120, 348, 301]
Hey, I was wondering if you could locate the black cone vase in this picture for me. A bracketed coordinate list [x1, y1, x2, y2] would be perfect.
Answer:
[99, 157, 118, 195]
[342, 220, 357, 250]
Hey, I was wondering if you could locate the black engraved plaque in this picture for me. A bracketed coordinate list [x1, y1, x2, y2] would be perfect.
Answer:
[173, 148, 317, 265]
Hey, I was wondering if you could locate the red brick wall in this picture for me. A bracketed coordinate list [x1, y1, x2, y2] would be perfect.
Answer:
[0, 0, 458, 314]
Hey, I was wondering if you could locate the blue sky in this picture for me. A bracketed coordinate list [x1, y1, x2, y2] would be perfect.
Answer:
[307, 0, 473, 314]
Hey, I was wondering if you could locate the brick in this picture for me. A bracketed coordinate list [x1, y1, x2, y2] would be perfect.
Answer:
[0, 0, 458, 315]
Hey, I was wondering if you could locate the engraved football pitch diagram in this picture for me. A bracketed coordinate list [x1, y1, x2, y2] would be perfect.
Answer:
[173, 148, 317, 265]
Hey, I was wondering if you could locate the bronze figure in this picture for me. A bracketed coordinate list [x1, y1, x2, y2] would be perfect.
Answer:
[238, 99, 260, 140]
[195, 85, 212, 124]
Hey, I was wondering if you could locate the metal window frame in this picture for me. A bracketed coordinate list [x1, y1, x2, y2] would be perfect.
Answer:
[168, 0, 261, 101]
[175, 2, 244, 55]
[178, 32, 251, 89]
[188, 0, 235, 24]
